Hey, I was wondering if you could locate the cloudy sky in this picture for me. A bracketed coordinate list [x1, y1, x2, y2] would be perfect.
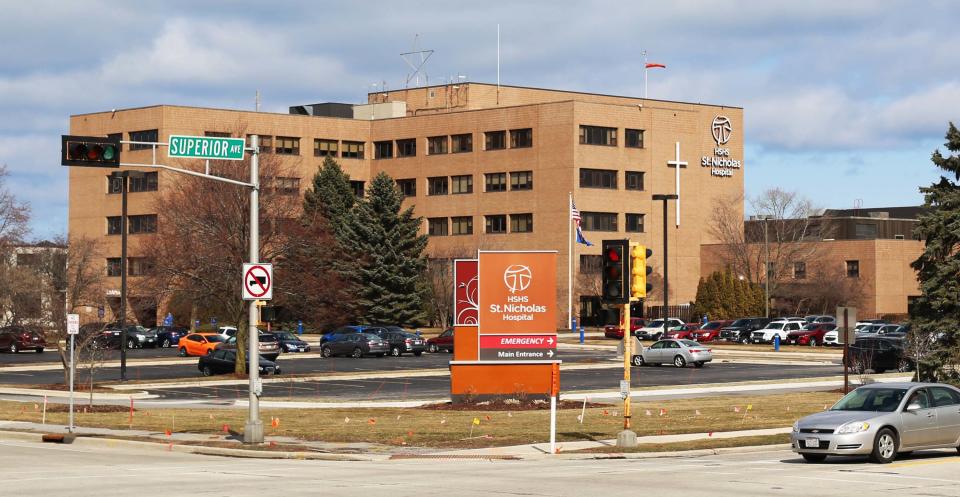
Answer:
[2, 0, 958, 239]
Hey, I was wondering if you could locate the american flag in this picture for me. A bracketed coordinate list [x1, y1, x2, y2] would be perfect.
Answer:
[571, 199, 592, 246]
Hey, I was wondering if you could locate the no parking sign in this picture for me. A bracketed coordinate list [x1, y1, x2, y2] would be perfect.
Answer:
[242, 263, 273, 300]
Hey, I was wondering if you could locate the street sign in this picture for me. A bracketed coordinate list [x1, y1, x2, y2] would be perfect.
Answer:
[478, 334, 557, 361]
[619, 380, 630, 400]
[168, 135, 246, 161]
[242, 263, 273, 300]
[477, 251, 557, 334]
[836, 306, 857, 345]
[67, 314, 80, 335]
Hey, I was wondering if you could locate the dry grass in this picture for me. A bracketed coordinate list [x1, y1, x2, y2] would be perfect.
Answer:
[567, 433, 791, 453]
[0, 391, 841, 449]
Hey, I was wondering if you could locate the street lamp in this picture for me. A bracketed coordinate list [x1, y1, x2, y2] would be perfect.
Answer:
[754, 214, 774, 318]
[108, 170, 144, 382]
[652, 194, 678, 329]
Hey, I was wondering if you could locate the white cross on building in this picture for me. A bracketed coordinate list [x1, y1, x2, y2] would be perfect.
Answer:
[666, 141, 688, 227]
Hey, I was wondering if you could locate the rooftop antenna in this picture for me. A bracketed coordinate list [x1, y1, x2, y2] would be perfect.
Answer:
[401, 34, 434, 88]
[255, 90, 260, 112]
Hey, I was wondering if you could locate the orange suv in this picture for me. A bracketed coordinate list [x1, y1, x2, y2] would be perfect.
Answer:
[178, 333, 225, 357]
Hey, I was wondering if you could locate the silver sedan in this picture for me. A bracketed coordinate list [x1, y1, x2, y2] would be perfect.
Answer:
[791, 382, 960, 463]
[631, 339, 713, 368]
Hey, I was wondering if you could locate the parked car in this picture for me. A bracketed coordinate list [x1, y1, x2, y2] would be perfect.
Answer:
[217, 326, 238, 341]
[0, 325, 46, 353]
[127, 325, 158, 348]
[719, 317, 772, 343]
[271, 331, 311, 353]
[92, 324, 155, 349]
[604, 317, 646, 339]
[320, 325, 368, 345]
[383, 331, 426, 356]
[631, 339, 713, 368]
[427, 328, 454, 353]
[787, 323, 837, 347]
[198, 348, 281, 376]
[635, 318, 685, 341]
[791, 382, 960, 463]
[177, 332, 225, 357]
[217, 332, 280, 361]
[844, 337, 914, 374]
[153, 326, 188, 348]
[690, 320, 733, 342]
[320, 332, 389, 358]
[751, 318, 805, 344]
[663, 324, 698, 340]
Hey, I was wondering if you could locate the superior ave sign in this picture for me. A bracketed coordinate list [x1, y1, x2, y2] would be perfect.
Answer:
[168, 135, 246, 161]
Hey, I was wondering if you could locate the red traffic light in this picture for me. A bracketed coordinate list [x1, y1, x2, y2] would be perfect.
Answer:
[606, 248, 621, 262]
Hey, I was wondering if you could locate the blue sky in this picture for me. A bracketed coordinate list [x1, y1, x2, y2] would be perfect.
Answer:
[2, 0, 958, 239]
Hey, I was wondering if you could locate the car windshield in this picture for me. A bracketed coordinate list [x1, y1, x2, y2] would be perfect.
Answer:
[831, 387, 907, 412]
[679, 340, 701, 347]
[728, 319, 750, 327]
[647, 320, 664, 328]
[277, 332, 296, 340]
[702, 322, 721, 329]
[764, 322, 784, 330]
[361, 333, 380, 340]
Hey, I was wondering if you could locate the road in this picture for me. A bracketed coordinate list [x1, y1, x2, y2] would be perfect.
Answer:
[2, 437, 959, 496]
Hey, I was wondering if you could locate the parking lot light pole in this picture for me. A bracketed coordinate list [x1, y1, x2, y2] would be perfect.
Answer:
[652, 194, 678, 324]
[755, 215, 774, 318]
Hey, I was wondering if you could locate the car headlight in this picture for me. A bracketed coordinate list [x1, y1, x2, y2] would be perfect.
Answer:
[835, 421, 870, 434]
[136, 334, 145, 339]
[792, 421, 799, 433]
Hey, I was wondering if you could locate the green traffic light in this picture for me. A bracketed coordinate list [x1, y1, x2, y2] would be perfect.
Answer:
[102, 145, 116, 161]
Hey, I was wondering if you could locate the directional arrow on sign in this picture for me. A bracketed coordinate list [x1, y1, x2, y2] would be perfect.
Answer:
[547, 350, 554, 358]
[547, 337, 555, 345]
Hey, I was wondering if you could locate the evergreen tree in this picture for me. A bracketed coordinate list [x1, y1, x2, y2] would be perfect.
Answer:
[721, 267, 738, 319]
[303, 156, 356, 236]
[910, 122, 960, 382]
[344, 172, 428, 325]
[692, 278, 708, 319]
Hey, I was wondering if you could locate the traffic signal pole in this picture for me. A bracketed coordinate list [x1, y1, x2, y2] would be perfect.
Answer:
[621, 301, 632, 431]
[244, 136, 263, 444]
[119, 173, 128, 381]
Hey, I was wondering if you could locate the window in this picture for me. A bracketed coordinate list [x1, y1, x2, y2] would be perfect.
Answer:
[275, 136, 300, 155]
[794, 262, 807, 279]
[579, 125, 617, 146]
[846, 260, 860, 278]
[485, 172, 507, 192]
[106, 258, 122, 277]
[428, 176, 448, 196]
[510, 128, 533, 148]
[107, 216, 122, 235]
[625, 213, 645, 233]
[485, 131, 506, 150]
[855, 223, 878, 239]
[396, 138, 416, 158]
[129, 129, 158, 151]
[580, 168, 618, 189]
[129, 172, 159, 192]
[247, 135, 272, 154]
[931, 387, 960, 406]
[107, 175, 123, 194]
[625, 129, 645, 148]
[580, 255, 602, 273]
[451, 175, 473, 194]
[510, 171, 533, 191]
[452, 216, 473, 235]
[485, 215, 507, 234]
[374, 140, 393, 159]
[396, 179, 416, 197]
[510, 213, 533, 233]
[581, 212, 617, 231]
[625, 171, 644, 191]
[342, 141, 364, 159]
[128, 214, 157, 234]
[350, 181, 365, 198]
[204, 131, 231, 138]
[428, 217, 448, 236]
[270, 177, 300, 195]
[15, 253, 40, 267]
[314, 139, 338, 157]
[128, 257, 155, 277]
[451, 133, 473, 153]
[427, 136, 448, 155]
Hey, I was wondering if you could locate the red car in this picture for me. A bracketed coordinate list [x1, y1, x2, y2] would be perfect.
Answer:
[786, 323, 836, 346]
[663, 324, 698, 340]
[0, 325, 46, 353]
[690, 320, 733, 343]
[604, 318, 646, 339]
[427, 328, 454, 353]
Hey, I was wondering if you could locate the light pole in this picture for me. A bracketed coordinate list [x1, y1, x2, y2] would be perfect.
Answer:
[755, 215, 773, 318]
[652, 194, 678, 329]
[108, 170, 144, 381]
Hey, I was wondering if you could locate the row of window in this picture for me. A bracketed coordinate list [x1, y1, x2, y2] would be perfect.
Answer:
[579, 126, 646, 148]
[580, 169, 645, 190]
[579, 212, 646, 233]
[428, 214, 533, 236]
[106, 215, 157, 235]
[374, 129, 532, 160]
[106, 257, 154, 277]
[411, 171, 533, 197]
[786, 260, 859, 279]
[106, 172, 159, 194]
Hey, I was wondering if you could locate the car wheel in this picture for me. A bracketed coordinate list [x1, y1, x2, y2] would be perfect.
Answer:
[694, 361, 704, 368]
[201, 366, 213, 377]
[206, 348, 214, 355]
[161, 338, 171, 348]
[740, 337, 750, 344]
[870, 428, 898, 464]
[178, 347, 187, 357]
[413, 351, 423, 356]
[321, 346, 332, 358]
[673, 355, 687, 368]
[809, 338, 818, 347]
[428, 343, 438, 353]
[127, 338, 136, 349]
[801, 453, 827, 463]
[9, 343, 17, 354]
[351, 347, 362, 358]
[897, 360, 912, 373]
[35, 347, 43, 353]
[390, 346, 401, 357]
[632, 355, 644, 367]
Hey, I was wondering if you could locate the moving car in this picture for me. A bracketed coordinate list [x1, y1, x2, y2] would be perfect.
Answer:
[153, 326, 188, 348]
[844, 337, 914, 374]
[631, 338, 713, 368]
[383, 331, 426, 356]
[690, 320, 733, 342]
[320, 332, 389, 358]
[177, 332, 225, 357]
[604, 317, 646, 339]
[198, 349, 281, 376]
[272, 331, 311, 353]
[427, 328, 454, 353]
[635, 318, 685, 341]
[751, 318, 805, 344]
[0, 326, 46, 353]
[218, 332, 280, 361]
[791, 382, 960, 463]
[787, 323, 837, 347]
[719, 317, 772, 343]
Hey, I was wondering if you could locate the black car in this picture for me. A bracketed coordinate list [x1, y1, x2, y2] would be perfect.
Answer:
[320, 332, 389, 358]
[382, 331, 426, 357]
[90, 324, 156, 349]
[845, 337, 914, 374]
[153, 326, 188, 348]
[198, 348, 281, 376]
[272, 331, 311, 353]
[719, 317, 773, 343]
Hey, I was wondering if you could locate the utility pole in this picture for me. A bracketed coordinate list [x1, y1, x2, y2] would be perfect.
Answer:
[652, 194, 677, 326]
[756, 215, 773, 318]
[118, 172, 128, 381]
[244, 135, 263, 444]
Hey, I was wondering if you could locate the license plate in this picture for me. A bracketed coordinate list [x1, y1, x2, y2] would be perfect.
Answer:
[804, 437, 820, 448]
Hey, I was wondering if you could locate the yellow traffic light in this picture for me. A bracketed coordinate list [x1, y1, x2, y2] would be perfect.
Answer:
[630, 243, 653, 300]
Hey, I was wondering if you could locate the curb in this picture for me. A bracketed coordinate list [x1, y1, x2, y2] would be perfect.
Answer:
[552, 443, 792, 460]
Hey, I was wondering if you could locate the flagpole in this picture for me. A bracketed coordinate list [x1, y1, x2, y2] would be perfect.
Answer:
[643, 50, 648, 99]
[568, 192, 573, 331]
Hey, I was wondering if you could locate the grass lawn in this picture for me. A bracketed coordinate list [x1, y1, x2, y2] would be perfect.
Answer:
[0, 391, 841, 449]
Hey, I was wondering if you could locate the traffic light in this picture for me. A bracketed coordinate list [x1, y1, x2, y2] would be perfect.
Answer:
[630, 243, 654, 300]
[601, 239, 630, 304]
[61, 135, 120, 167]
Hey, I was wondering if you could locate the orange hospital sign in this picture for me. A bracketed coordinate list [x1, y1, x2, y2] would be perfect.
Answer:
[478, 251, 557, 334]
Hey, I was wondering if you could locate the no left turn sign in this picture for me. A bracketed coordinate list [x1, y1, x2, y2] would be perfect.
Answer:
[242, 263, 273, 300]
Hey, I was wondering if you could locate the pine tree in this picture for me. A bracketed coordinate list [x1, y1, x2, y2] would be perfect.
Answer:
[692, 278, 708, 319]
[910, 122, 960, 382]
[303, 156, 355, 236]
[344, 172, 428, 325]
